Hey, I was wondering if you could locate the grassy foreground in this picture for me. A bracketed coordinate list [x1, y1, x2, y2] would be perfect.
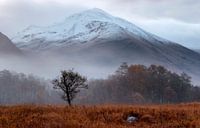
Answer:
[1, 103, 200, 128]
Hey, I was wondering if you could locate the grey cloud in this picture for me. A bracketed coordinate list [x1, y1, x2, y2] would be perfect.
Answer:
[107, 0, 200, 23]
[134, 19, 200, 48]
[0, 0, 87, 37]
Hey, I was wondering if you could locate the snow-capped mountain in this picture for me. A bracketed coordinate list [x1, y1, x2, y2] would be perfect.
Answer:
[13, 8, 170, 51]
[0, 32, 22, 55]
[12, 8, 200, 81]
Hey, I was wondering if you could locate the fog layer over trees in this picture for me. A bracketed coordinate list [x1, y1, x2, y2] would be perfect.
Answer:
[0, 64, 200, 105]
[0, 70, 63, 105]
[77, 63, 200, 104]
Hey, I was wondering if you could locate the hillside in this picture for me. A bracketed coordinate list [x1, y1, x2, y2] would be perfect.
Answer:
[195, 49, 200, 54]
[0, 32, 22, 56]
[1, 104, 200, 128]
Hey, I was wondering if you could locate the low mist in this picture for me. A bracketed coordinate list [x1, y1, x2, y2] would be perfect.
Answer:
[0, 53, 117, 80]
[0, 51, 199, 105]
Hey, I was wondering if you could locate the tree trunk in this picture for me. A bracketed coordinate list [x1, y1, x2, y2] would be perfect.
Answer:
[66, 90, 72, 106]
[67, 97, 71, 106]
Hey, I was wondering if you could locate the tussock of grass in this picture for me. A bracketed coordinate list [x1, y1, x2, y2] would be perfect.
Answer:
[1, 103, 200, 128]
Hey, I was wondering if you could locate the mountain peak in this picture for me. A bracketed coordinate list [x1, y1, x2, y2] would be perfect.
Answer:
[78, 8, 110, 17]
[13, 8, 169, 48]
[84, 8, 108, 14]
[64, 8, 112, 22]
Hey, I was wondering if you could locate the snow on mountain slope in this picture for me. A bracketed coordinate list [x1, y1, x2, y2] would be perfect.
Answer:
[13, 8, 170, 50]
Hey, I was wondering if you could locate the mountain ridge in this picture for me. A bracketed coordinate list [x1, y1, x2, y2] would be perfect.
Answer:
[13, 8, 171, 51]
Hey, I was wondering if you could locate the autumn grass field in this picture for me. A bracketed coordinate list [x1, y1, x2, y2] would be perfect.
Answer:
[1, 103, 200, 128]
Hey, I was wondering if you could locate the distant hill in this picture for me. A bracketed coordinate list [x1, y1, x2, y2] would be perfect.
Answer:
[0, 32, 22, 56]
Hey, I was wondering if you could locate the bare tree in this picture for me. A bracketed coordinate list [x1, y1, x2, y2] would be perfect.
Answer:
[52, 70, 88, 106]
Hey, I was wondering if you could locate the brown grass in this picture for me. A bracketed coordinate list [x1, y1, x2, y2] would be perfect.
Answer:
[1, 103, 200, 128]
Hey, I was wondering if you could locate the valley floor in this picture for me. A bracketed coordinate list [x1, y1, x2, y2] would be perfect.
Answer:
[1, 103, 200, 128]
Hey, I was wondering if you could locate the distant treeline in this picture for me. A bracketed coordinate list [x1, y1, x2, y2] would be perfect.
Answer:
[0, 63, 200, 105]
[0, 70, 63, 105]
[77, 63, 200, 104]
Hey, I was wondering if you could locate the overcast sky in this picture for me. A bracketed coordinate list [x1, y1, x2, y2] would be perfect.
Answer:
[0, 0, 200, 49]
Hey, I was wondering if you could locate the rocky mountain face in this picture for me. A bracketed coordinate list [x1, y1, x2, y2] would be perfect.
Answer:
[12, 8, 200, 81]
